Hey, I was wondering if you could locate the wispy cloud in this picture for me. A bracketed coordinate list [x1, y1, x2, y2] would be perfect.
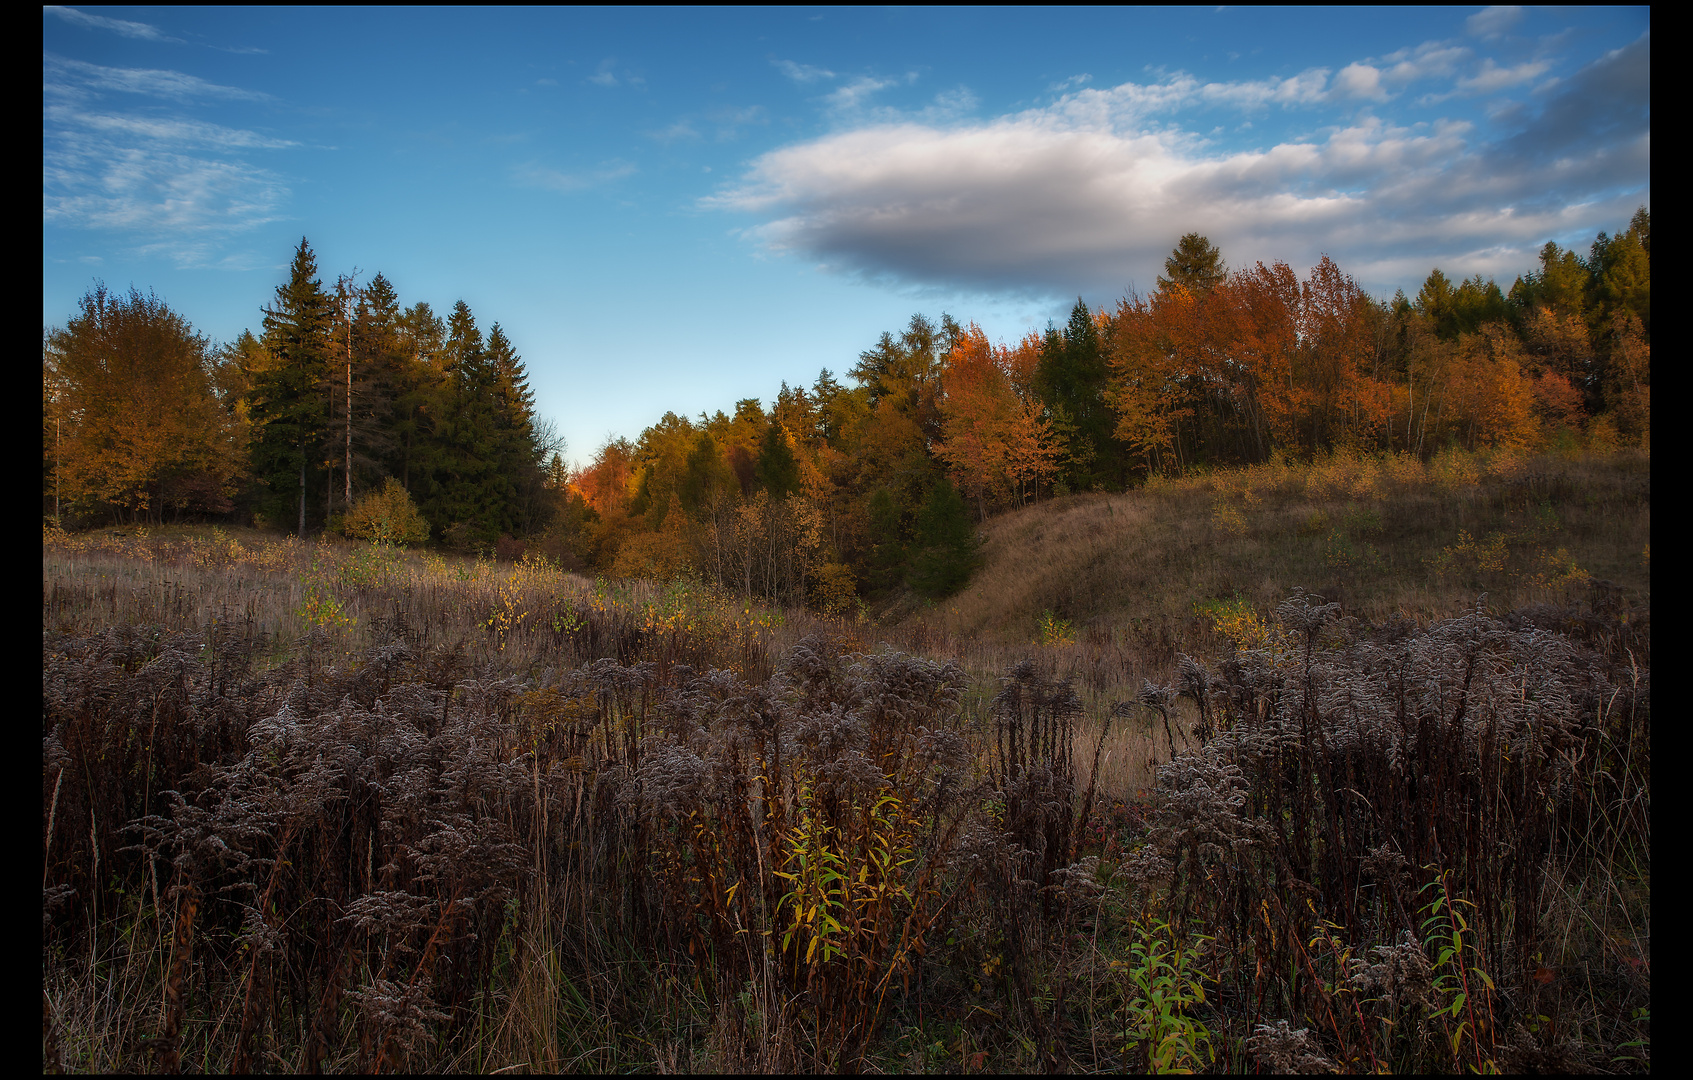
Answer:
[44, 134, 291, 243]
[774, 59, 835, 84]
[48, 107, 298, 150]
[823, 74, 910, 114]
[586, 57, 642, 88]
[45, 6, 183, 43]
[648, 105, 768, 144]
[514, 160, 637, 192]
[1457, 58, 1554, 95]
[1466, 6, 1525, 39]
[1048, 74, 1092, 93]
[649, 119, 701, 143]
[45, 53, 273, 102]
[42, 51, 294, 266]
[706, 34, 1649, 299]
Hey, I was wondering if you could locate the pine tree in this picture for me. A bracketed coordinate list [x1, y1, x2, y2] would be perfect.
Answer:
[1034, 299, 1116, 489]
[909, 475, 980, 598]
[344, 272, 404, 494]
[486, 322, 550, 534]
[756, 420, 802, 498]
[425, 301, 511, 544]
[390, 300, 444, 495]
[1157, 233, 1228, 293]
[250, 238, 332, 534]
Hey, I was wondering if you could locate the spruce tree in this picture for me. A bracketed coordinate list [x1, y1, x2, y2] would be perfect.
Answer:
[866, 486, 906, 592]
[1034, 299, 1116, 490]
[909, 475, 980, 598]
[390, 301, 444, 495]
[756, 421, 802, 498]
[487, 322, 549, 534]
[1157, 233, 1228, 293]
[250, 238, 332, 534]
[425, 300, 511, 544]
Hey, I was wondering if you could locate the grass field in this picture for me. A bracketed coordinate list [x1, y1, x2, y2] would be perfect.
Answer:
[42, 446, 1648, 1073]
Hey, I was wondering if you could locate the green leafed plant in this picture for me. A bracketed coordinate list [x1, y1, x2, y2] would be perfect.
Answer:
[1116, 902, 1216, 1074]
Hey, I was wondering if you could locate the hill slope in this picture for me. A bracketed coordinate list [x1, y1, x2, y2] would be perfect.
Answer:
[925, 448, 1650, 650]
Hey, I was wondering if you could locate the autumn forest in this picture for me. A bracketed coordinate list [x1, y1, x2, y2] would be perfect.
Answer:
[43, 210, 1648, 612]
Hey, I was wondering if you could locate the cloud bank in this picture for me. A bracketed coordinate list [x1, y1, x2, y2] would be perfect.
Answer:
[711, 35, 1648, 300]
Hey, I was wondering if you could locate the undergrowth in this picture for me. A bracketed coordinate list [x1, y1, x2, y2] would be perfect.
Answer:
[42, 585, 1647, 1071]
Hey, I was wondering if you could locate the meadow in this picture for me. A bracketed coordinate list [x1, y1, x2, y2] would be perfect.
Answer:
[42, 446, 1649, 1073]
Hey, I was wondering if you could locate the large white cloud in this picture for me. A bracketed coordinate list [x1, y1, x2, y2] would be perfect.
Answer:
[710, 34, 1648, 299]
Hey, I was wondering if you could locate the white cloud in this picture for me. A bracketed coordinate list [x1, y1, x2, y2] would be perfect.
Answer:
[1377, 42, 1471, 88]
[514, 160, 637, 192]
[587, 58, 619, 87]
[649, 120, 701, 143]
[774, 59, 835, 83]
[45, 6, 181, 43]
[706, 35, 1649, 299]
[1332, 63, 1388, 101]
[41, 50, 293, 265]
[45, 53, 273, 102]
[824, 74, 908, 114]
[1457, 58, 1553, 95]
[1466, 6, 1525, 39]
[44, 133, 290, 246]
[49, 107, 297, 150]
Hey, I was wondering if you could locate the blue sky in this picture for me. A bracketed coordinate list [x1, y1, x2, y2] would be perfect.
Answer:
[44, 6, 1649, 466]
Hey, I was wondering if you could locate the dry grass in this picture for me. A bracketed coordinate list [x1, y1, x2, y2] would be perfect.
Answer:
[935, 446, 1649, 652]
[41, 446, 1648, 1073]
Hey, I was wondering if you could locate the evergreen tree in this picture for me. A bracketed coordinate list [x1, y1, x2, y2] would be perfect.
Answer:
[1157, 232, 1228, 293]
[250, 238, 332, 534]
[679, 429, 732, 514]
[390, 300, 444, 494]
[424, 300, 512, 543]
[486, 322, 550, 534]
[909, 475, 980, 598]
[865, 486, 906, 592]
[344, 272, 404, 493]
[1034, 299, 1116, 489]
[849, 313, 953, 443]
[756, 420, 802, 498]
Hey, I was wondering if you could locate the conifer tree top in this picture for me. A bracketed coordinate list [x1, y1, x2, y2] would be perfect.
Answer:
[1157, 233, 1228, 294]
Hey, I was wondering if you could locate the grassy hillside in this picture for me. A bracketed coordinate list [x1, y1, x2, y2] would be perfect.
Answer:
[932, 446, 1649, 652]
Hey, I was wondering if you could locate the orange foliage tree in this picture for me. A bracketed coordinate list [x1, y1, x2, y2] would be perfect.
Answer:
[46, 284, 243, 524]
[936, 324, 1061, 515]
[1106, 255, 1400, 469]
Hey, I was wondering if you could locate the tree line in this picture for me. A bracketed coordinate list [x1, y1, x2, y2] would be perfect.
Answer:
[45, 238, 559, 547]
[45, 212, 1647, 608]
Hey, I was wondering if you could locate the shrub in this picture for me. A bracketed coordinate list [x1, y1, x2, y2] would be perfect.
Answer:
[342, 478, 429, 545]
